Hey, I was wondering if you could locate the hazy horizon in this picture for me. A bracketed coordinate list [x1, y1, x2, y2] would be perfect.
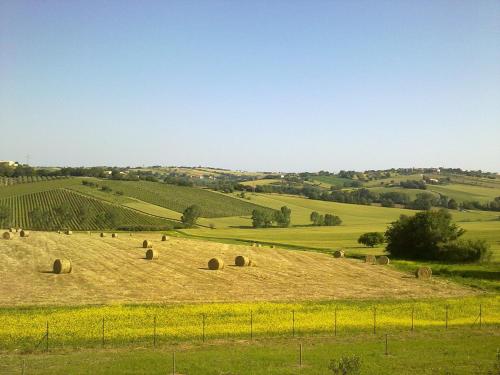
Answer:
[1, 1, 499, 172]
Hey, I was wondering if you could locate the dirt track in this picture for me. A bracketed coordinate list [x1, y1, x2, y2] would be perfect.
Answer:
[0, 232, 474, 306]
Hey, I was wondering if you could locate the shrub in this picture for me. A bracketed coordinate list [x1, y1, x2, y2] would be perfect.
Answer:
[181, 205, 201, 227]
[437, 239, 492, 263]
[385, 209, 466, 261]
[324, 214, 342, 226]
[328, 355, 361, 375]
[358, 232, 385, 247]
[252, 209, 275, 228]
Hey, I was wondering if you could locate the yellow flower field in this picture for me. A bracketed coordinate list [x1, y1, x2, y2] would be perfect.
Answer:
[0, 296, 498, 351]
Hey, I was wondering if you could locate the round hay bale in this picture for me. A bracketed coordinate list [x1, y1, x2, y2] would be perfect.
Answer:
[100, 232, 106, 237]
[415, 266, 432, 279]
[235, 255, 250, 267]
[270, 245, 275, 248]
[2, 231, 14, 240]
[20, 230, 30, 238]
[57, 230, 61, 234]
[333, 250, 345, 258]
[53, 259, 72, 274]
[65, 230, 72, 235]
[112, 233, 118, 238]
[251, 242, 257, 247]
[145, 249, 159, 260]
[17, 228, 21, 233]
[208, 258, 224, 270]
[248, 258, 257, 267]
[161, 234, 169, 241]
[365, 255, 376, 264]
[377, 256, 390, 265]
[143, 240, 153, 248]
[9, 228, 15, 233]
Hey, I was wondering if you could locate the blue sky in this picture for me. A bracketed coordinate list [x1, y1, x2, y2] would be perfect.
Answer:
[1, 0, 499, 172]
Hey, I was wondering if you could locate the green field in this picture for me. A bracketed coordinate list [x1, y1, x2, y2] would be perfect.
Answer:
[0, 188, 173, 230]
[72, 179, 270, 218]
[311, 175, 354, 187]
[363, 173, 427, 187]
[427, 184, 500, 203]
[0, 175, 66, 186]
[0, 177, 80, 198]
[1, 330, 498, 374]
[182, 193, 500, 258]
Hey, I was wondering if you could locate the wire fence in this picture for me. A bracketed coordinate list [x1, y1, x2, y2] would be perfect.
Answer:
[1, 299, 497, 353]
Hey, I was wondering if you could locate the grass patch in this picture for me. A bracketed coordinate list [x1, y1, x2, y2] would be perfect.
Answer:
[0, 329, 498, 374]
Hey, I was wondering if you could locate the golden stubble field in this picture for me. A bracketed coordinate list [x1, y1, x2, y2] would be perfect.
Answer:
[0, 231, 475, 306]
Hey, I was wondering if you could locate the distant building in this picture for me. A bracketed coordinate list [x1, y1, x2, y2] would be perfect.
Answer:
[0, 160, 18, 167]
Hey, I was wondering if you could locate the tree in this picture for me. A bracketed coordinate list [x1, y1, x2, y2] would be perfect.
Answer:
[274, 206, 291, 227]
[95, 208, 120, 229]
[310, 211, 323, 226]
[30, 207, 52, 230]
[0, 205, 10, 228]
[53, 202, 74, 228]
[409, 192, 437, 210]
[385, 209, 466, 260]
[181, 205, 201, 227]
[251, 209, 274, 228]
[324, 214, 342, 226]
[75, 204, 93, 227]
[358, 232, 385, 247]
[447, 199, 458, 210]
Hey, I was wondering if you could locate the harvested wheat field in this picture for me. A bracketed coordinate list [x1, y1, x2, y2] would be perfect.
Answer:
[0, 232, 475, 306]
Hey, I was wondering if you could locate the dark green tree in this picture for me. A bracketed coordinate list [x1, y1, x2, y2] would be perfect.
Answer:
[0, 205, 10, 228]
[447, 199, 458, 210]
[324, 214, 342, 226]
[251, 209, 274, 228]
[358, 232, 385, 247]
[75, 204, 93, 227]
[310, 211, 324, 226]
[274, 206, 291, 227]
[385, 209, 466, 260]
[30, 207, 52, 230]
[181, 205, 201, 227]
[53, 202, 74, 229]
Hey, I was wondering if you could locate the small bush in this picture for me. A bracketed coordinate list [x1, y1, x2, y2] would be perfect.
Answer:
[358, 232, 385, 247]
[328, 355, 361, 375]
[437, 239, 492, 263]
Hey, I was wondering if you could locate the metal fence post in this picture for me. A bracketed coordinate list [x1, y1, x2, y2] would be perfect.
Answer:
[102, 317, 105, 347]
[153, 316, 157, 348]
[172, 351, 176, 375]
[292, 310, 295, 337]
[202, 314, 205, 343]
[445, 305, 448, 329]
[46, 321, 49, 352]
[411, 307, 414, 331]
[299, 343, 303, 367]
[250, 310, 253, 340]
[334, 307, 337, 336]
